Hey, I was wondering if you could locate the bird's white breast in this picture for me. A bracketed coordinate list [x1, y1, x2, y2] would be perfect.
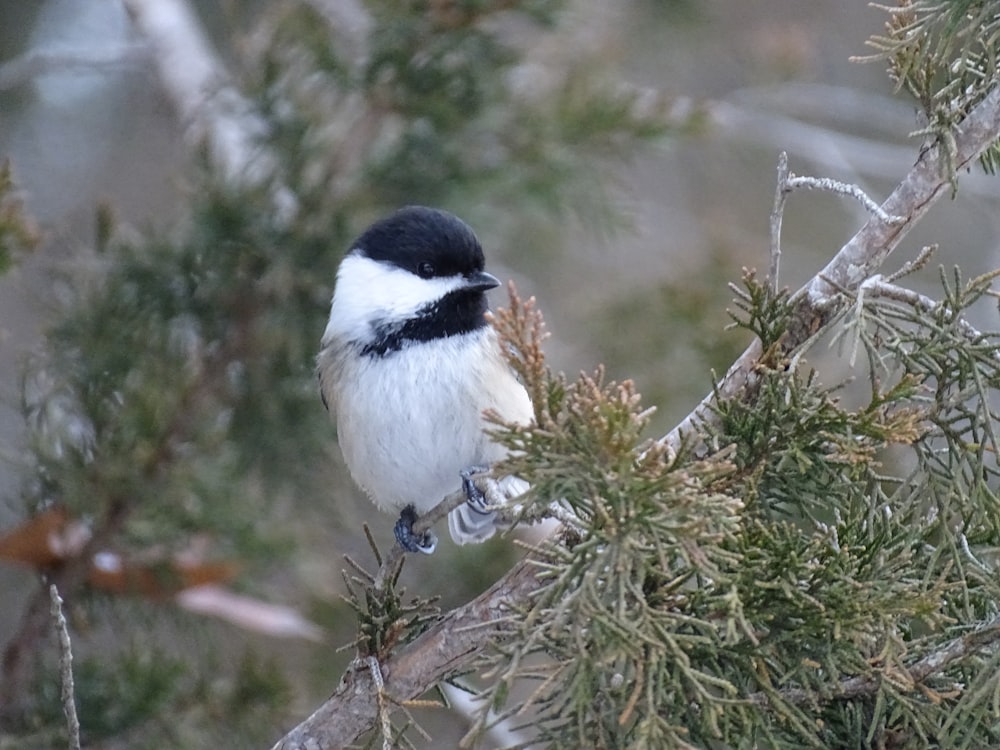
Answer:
[319, 328, 532, 515]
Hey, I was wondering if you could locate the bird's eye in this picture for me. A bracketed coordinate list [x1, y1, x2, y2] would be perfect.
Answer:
[417, 261, 435, 278]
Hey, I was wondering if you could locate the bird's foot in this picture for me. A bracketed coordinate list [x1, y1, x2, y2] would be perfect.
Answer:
[460, 464, 494, 516]
[394, 504, 437, 554]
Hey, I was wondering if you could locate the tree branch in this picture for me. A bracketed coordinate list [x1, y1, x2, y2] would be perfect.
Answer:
[0, 46, 148, 91]
[271, 556, 544, 749]
[267, 82, 1000, 749]
[49, 585, 81, 750]
[748, 615, 1000, 708]
[123, 0, 296, 217]
[662, 83, 1000, 456]
[858, 273, 1000, 361]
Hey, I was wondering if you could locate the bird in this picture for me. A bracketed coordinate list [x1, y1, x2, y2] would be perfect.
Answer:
[317, 206, 533, 553]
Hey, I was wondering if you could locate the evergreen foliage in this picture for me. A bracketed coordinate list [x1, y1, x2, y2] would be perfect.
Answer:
[4, 1, 1000, 748]
[404, 3, 1000, 744]
[0, 160, 38, 272]
[0, 0, 669, 745]
[470, 258, 1000, 749]
[861, 0, 1000, 174]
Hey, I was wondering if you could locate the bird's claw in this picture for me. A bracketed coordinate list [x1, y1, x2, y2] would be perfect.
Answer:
[461, 464, 493, 516]
[394, 505, 437, 554]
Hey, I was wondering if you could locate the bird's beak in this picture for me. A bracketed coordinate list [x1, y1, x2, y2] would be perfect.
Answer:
[464, 271, 501, 292]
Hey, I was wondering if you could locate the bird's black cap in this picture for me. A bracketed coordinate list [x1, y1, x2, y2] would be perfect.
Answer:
[352, 206, 486, 279]
[350, 207, 500, 357]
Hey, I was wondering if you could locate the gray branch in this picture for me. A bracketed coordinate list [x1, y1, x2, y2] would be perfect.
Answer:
[269, 71, 1000, 750]
[661, 83, 1000, 456]
[49, 586, 81, 750]
[859, 274, 999, 359]
[749, 615, 1000, 708]
[123, 0, 296, 218]
[0, 46, 148, 91]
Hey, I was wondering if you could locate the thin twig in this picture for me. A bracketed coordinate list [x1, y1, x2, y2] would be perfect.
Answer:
[748, 615, 1000, 708]
[785, 174, 906, 225]
[884, 244, 936, 284]
[372, 485, 470, 592]
[0, 47, 148, 91]
[860, 275, 999, 359]
[371, 469, 507, 591]
[770, 155, 909, 291]
[366, 656, 392, 750]
[49, 586, 81, 750]
[769, 151, 790, 292]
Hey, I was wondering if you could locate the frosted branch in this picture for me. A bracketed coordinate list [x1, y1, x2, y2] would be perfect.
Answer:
[769, 151, 790, 291]
[49, 586, 81, 750]
[859, 274, 1000, 359]
[0, 46, 147, 91]
[785, 174, 905, 225]
[269, 52, 1000, 750]
[123, 0, 296, 217]
[662, 83, 1000, 455]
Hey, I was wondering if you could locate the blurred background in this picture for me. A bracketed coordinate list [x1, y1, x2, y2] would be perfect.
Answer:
[1, 1, 999, 747]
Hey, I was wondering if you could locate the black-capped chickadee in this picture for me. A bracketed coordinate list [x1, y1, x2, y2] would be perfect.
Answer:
[317, 206, 532, 554]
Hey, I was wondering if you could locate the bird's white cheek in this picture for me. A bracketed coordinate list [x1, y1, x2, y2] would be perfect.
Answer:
[322, 255, 465, 346]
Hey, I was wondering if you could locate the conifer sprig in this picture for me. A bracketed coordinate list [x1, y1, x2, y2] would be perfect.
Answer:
[467, 262, 1000, 749]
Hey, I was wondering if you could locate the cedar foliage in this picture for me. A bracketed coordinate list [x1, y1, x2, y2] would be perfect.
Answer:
[3, 1, 1000, 749]
[0, 160, 38, 271]
[0, 0, 668, 746]
[426, 3, 1000, 747]
[478, 268, 1000, 748]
